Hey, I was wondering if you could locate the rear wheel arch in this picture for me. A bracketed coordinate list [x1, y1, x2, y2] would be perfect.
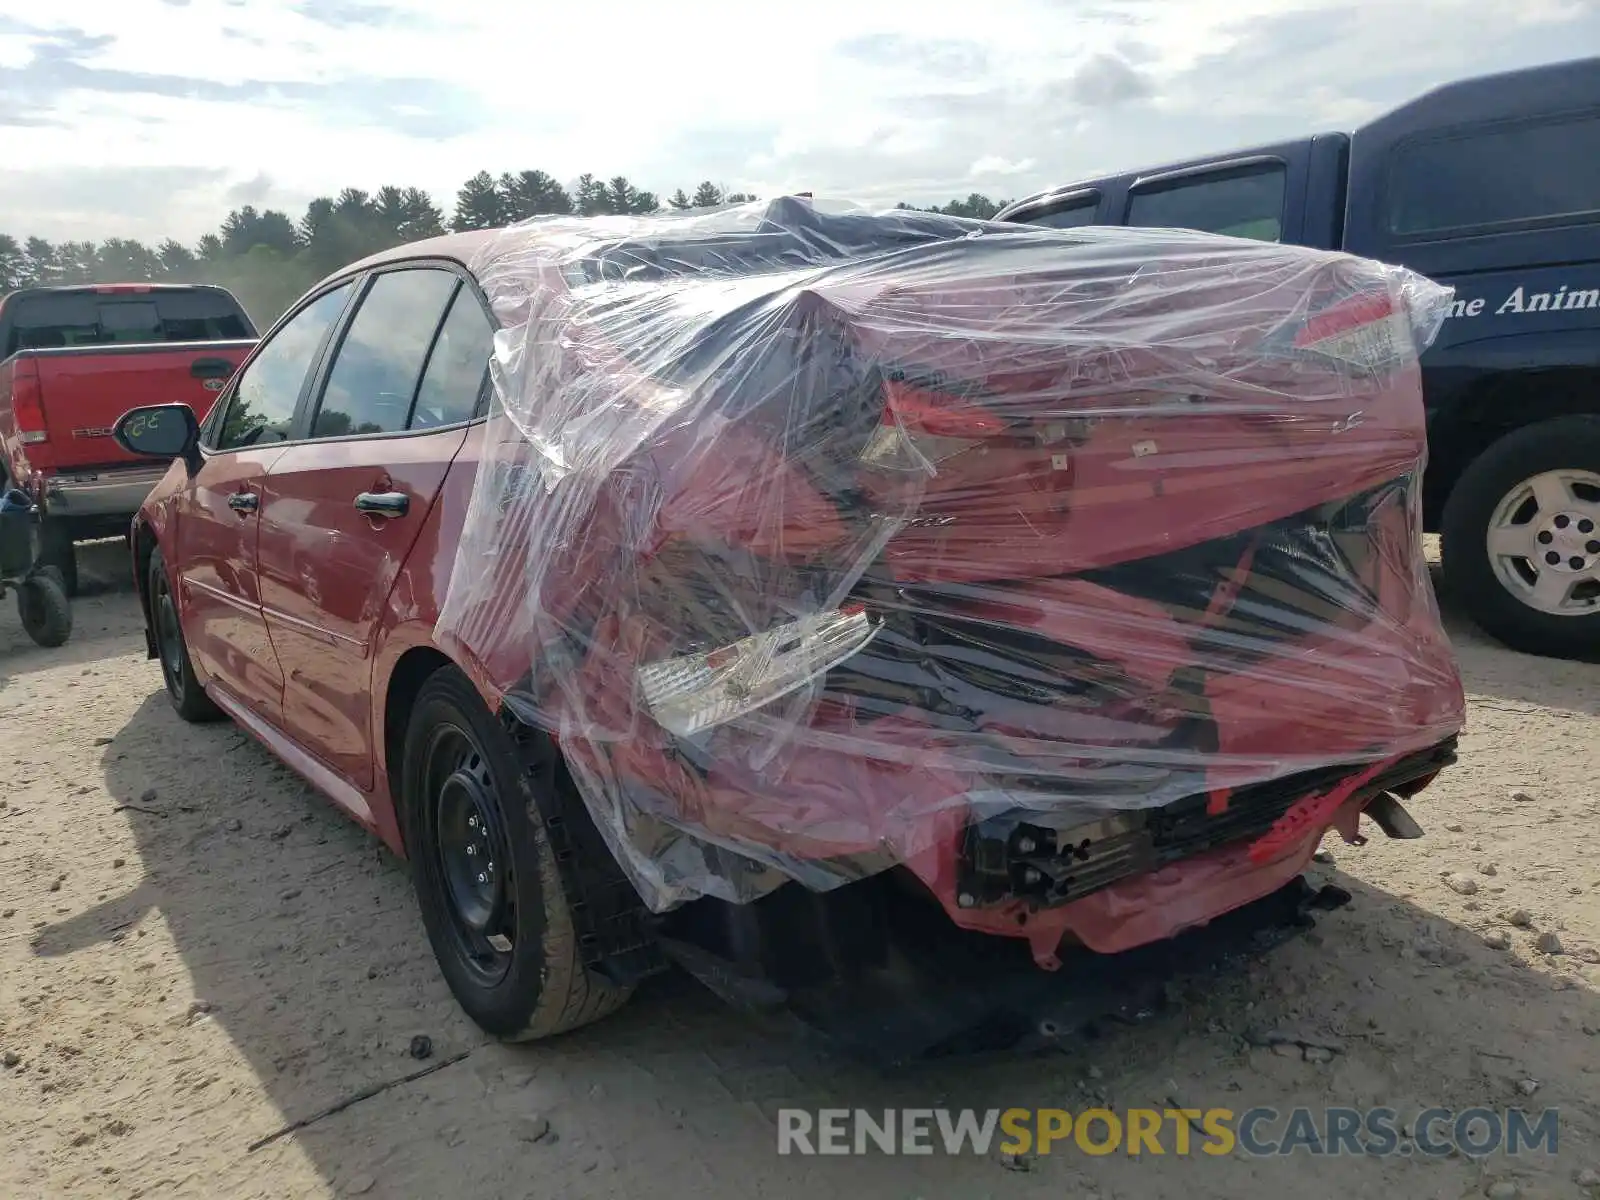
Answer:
[132, 519, 158, 636]
[1426, 367, 1600, 527]
[382, 645, 456, 848]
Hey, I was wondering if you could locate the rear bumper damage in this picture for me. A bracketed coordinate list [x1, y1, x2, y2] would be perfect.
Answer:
[569, 736, 1455, 1065]
[944, 739, 1454, 966]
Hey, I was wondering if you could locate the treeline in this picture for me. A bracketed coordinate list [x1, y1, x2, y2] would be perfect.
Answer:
[0, 171, 1007, 326]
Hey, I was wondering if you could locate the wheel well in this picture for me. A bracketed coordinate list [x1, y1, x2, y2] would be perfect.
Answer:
[132, 521, 157, 631]
[382, 646, 455, 840]
[1424, 367, 1600, 530]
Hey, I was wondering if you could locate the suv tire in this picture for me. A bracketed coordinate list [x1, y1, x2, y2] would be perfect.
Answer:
[1441, 415, 1600, 660]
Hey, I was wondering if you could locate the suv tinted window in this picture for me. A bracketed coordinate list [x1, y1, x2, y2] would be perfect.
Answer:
[214, 283, 352, 452]
[311, 269, 458, 439]
[1127, 165, 1286, 241]
[1020, 197, 1100, 229]
[410, 286, 495, 429]
[3, 288, 253, 356]
[1388, 113, 1600, 235]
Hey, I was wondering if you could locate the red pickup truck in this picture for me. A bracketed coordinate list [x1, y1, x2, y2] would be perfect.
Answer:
[0, 283, 257, 592]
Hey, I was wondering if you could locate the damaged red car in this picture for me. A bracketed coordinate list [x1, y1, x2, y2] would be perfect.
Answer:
[115, 198, 1466, 1061]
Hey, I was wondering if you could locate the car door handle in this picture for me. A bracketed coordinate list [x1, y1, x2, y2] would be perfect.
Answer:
[354, 491, 409, 517]
[228, 492, 258, 513]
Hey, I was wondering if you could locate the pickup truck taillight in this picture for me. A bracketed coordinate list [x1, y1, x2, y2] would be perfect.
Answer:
[10, 359, 48, 446]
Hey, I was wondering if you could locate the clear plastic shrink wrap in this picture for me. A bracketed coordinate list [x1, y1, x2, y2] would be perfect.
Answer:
[434, 197, 1466, 916]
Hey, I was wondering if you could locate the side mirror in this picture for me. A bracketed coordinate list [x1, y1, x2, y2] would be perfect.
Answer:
[113, 404, 201, 474]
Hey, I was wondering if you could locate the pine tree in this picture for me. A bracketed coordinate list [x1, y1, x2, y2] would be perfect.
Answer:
[451, 171, 509, 231]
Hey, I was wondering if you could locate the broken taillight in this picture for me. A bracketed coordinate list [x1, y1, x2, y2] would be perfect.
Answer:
[857, 378, 1009, 473]
[1278, 286, 1415, 373]
[637, 605, 879, 737]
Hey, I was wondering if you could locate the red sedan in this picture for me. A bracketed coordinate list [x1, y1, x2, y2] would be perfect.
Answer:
[114, 200, 1465, 1060]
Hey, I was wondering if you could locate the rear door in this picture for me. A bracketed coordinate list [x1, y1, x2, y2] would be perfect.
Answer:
[255, 264, 495, 794]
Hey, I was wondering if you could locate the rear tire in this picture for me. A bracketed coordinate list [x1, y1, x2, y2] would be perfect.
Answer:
[1440, 415, 1600, 661]
[148, 545, 223, 722]
[399, 666, 632, 1041]
[17, 567, 72, 648]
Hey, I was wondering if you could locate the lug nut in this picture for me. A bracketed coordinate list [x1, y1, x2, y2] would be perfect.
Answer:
[466, 845, 476, 856]
[957, 892, 976, 908]
[1017, 836, 1037, 855]
[476, 873, 487, 884]
[1022, 867, 1043, 885]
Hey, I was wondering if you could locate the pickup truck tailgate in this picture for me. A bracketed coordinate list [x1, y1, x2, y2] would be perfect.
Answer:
[19, 340, 254, 474]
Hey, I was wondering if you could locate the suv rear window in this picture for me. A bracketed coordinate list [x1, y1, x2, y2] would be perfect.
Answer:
[2, 289, 255, 357]
[1388, 112, 1600, 236]
[1127, 164, 1287, 242]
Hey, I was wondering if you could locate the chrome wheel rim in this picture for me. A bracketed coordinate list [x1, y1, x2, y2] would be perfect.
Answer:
[1485, 468, 1600, 616]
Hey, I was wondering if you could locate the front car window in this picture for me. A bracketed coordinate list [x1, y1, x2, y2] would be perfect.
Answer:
[1127, 165, 1287, 242]
[311, 268, 459, 439]
[213, 282, 353, 452]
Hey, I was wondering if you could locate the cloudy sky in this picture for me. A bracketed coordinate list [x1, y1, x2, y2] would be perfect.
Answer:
[1, 0, 1596, 244]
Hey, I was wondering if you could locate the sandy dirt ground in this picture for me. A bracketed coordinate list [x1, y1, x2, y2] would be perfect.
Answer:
[0, 539, 1597, 1200]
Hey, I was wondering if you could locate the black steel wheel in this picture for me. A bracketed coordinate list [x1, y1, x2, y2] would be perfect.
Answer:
[421, 723, 518, 988]
[399, 665, 632, 1040]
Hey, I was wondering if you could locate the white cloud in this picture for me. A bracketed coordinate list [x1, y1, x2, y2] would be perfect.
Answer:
[0, 0, 1595, 242]
[969, 156, 1037, 177]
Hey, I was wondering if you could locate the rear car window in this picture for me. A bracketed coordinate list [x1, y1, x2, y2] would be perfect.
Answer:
[411, 286, 495, 429]
[2, 289, 254, 357]
[1387, 112, 1600, 236]
[1127, 165, 1287, 242]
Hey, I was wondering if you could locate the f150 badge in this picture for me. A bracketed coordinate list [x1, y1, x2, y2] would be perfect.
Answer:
[72, 426, 114, 438]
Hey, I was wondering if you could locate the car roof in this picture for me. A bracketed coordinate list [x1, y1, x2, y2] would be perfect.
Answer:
[337, 228, 503, 278]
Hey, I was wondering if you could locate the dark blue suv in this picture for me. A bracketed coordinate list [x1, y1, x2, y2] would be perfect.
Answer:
[999, 56, 1600, 660]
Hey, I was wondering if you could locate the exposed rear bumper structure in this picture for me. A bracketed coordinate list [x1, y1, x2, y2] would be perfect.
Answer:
[577, 737, 1457, 1065]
